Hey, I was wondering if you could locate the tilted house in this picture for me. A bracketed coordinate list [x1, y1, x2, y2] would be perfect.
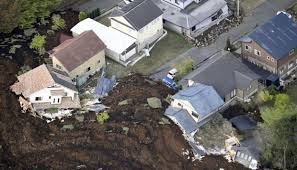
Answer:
[71, 18, 137, 66]
[11, 64, 80, 110]
[241, 12, 297, 78]
[154, 0, 229, 38]
[165, 83, 224, 134]
[51, 30, 106, 86]
[181, 53, 261, 103]
[110, 0, 164, 51]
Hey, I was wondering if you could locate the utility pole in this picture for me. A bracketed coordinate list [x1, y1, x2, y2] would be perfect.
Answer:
[237, 0, 240, 17]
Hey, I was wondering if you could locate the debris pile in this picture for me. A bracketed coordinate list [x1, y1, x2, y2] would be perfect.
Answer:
[187, 16, 243, 47]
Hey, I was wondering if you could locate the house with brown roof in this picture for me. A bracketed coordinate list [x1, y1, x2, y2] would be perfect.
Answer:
[11, 64, 80, 111]
[50, 30, 106, 86]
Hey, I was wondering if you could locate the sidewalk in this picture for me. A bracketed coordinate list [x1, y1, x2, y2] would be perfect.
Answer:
[151, 0, 295, 80]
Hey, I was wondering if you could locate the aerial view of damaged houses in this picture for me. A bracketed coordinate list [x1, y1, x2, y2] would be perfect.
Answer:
[1, 0, 297, 169]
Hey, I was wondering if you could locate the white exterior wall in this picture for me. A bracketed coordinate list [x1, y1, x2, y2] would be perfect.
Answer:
[110, 15, 163, 51]
[110, 17, 138, 38]
[28, 85, 76, 105]
[172, 99, 199, 122]
[137, 15, 163, 50]
[163, 0, 194, 9]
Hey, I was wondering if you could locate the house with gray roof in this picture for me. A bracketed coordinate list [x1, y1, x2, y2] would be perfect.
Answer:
[110, 0, 164, 51]
[11, 64, 80, 111]
[241, 12, 297, 78]
[153, 0, 229, 38]
[181, 52, 261, 103]
[165, 83, 224, 134]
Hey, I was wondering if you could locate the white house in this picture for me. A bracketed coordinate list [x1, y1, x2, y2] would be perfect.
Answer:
[165, 83, 224, 134]
[71, 18, 137, 66]
[109, 0, 164, 51]
[154, 0, 229, 38]
[11, 64, 80, 111]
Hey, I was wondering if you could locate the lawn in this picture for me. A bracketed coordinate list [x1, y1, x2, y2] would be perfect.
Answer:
[105, 30, 192, 78]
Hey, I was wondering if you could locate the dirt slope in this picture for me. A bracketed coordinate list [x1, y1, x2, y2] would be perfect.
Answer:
[0, 58, 246, 170]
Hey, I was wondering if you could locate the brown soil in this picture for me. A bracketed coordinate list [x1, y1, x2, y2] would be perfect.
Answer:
[221, 104, 262, 122]
[0, 57, 247, 169]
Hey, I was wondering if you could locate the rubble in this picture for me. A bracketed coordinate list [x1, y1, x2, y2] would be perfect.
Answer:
[147, 97, 162, 109]
[186, 16, 243, 48]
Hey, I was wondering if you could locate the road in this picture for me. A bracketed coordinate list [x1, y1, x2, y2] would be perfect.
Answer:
[151, 0, 296, 80]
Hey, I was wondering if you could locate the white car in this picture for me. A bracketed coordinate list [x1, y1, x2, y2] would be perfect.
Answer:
[167, 68, 178, 79]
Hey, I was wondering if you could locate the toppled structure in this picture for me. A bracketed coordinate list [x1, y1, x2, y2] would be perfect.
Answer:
[11, 64, 80, 112]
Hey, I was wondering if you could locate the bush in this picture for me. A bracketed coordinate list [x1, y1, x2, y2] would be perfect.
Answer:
[79, 92, 94, 100]
[175, 59, 193, 80]
[17, 65, 32, 76]
[87, 8, 101, 19]
[259, 90, 274, 103]
[46, 107, 59, 113]
[51, 14, 66, 30]
[224, 37, 236, 52]
[30, 34, 46, 54]
[97, 112, 109, 124]
[79, 11, 87, 21]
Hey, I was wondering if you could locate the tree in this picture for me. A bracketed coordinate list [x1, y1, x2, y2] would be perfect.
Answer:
[258, 89, 274, 103]
[260, 94, 297, 169]
[79, 11, 87, 21]
[224, 37, 236, 52]
[30, 34, 46, 54]
[175, 59, 193, 80]
[97, 112, 109, 124]
[0, 0, 62, 33]
[51, 14, 66, 30]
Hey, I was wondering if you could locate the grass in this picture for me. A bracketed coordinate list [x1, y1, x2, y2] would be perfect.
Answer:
[105, 30, 192, 78]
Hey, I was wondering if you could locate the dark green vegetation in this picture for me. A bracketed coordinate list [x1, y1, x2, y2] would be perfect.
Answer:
[0, 0, 62, 33]
[259, 87, 297, 169]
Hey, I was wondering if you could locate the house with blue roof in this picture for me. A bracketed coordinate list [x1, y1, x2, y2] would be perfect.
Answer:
[241, 12, 297, 78]
[165, 83, 224, 134]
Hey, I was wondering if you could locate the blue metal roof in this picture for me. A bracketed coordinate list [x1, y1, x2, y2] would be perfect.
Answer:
[248, 12, 297, 60]
[94, 75, 116, 96]
[172, 83, 224, 118]
[165, 106, 199, 134]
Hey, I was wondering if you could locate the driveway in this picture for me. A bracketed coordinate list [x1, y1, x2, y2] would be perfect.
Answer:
[72, 0, 123, 13]
[151, 0, 296, 80]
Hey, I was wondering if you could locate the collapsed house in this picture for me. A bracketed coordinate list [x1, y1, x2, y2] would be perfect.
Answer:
[153, 0, 229, 38]
[11, 64, 81, 111]
[165, 83, 224, 134]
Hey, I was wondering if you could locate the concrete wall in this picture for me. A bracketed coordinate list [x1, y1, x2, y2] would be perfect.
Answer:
[52, 50, 105, 86]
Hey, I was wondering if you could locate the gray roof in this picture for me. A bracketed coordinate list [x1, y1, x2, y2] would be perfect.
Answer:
[246, 12, 297, 60]
[111, 0, 163, 30]
[182, 53, 260, 98]
[47, 66, 77, 91]
[155, 0, 227, 29]
[165, 106, 199, 134]
[172, 83, 224, 118]
[230, 115, 257, 132]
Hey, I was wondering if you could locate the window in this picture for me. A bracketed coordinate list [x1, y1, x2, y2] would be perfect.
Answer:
[35, 97, 42, 101]
[86, 67, 91, 72]
[231, 89, 236, 98]
[191, 112, 199, 119]
[175, 0, 179, 4]
[248, 156, 252, 161]
[245, 45, 250, 51]
[49, 96, 51, 99]
[280, 67, 284, 74]
[56, 64, 62, 69]
[288, 60, 294, 69]
[191, 26, 196, 31]
[97, 60, 100, 64]
[267, 56, 270, 60]
[289, 49, 295, 56]
[177, 103, 182, 107]
[57, 98, 60, 103]
[254, 49, 261, 56]
[211, 9, 223, 21]
[64, 92, 67, 96]
[271, 57, 274, 62]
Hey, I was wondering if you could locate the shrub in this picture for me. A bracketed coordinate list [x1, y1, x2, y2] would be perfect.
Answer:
[259, 90, 274, 103]
[79, 92, 94, 100]
[175, 59, 193, 80]
[30, 34, 46, 54]
[79, 11, 87, 21]
[224, 37, 236, 52]
[97, 112, 109, 124]
[46, 107, 59, 113]
[87, 8, 101, 19]
[51, 14, 66, 30]
[17, 65, 32, 76]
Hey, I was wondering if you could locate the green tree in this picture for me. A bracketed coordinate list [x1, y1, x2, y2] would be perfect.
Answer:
[30, 34, 46, 54]
[79, 11, 87, 21]
[260, 94, 297, 169]
[175, 59, 193, 80]
[17, 65, 31, 76]
[258, 89, 274, 103]
[51, 14, 66, 30]
[97, 112, 109, 124]
[0, 0, 61, 33]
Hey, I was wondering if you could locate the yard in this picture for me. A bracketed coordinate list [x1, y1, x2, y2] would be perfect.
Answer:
[105, 30, 193, 78]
